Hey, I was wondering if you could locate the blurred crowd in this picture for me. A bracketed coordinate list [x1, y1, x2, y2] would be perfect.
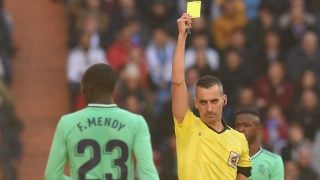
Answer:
[0, 0, 23, 180]
[60, 0, 320, 179]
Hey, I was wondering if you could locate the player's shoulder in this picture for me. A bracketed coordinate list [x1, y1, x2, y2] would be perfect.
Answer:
[226, 126, 249, 144]
[123, 108, 144, 117]
[261, 148, 282, 160]
[116, 107, 146, 122]
[60, 109, 87, 123]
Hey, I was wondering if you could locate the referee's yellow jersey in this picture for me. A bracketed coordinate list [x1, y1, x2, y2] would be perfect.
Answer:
[174, 109, 251, 180]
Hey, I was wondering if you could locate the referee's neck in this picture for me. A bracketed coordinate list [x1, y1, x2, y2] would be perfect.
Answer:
[206, 120, 225, 133]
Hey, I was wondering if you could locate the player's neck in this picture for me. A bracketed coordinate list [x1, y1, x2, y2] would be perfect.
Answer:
[91, 96, 113, 105]
[249, 140, 261, 157]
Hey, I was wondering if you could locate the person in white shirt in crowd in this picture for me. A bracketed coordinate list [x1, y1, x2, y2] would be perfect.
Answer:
[67, 30, 107, 111]
[145, 26, 175, 115]
[185, 32, 220, 72]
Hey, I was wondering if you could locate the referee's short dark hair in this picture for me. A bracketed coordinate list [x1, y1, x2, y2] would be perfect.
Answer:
[196, 75, 224, 94]
[81, 63, 117, 100]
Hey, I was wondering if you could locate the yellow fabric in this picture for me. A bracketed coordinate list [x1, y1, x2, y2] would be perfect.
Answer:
[212, 0, 247, 49]
[212, 14, 247, 50]
[174, 110, 251, 180]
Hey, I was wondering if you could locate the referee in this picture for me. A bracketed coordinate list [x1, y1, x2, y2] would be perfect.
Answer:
[171, 13, 252, 180]
[234, 108, 284, 180]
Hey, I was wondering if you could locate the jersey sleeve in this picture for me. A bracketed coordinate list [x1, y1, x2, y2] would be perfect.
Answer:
[133, 116, 160, 180]
[270, 156, 284, 180]
[45, 119, 69, 180]
[174, 109, 194, 138]
[238, 133, 252, 168]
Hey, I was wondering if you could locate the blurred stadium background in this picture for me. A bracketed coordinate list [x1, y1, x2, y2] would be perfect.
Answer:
[2, 0, 320, 179]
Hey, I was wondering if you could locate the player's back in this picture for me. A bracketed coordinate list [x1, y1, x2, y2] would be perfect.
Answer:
[57, 104, 149, 180]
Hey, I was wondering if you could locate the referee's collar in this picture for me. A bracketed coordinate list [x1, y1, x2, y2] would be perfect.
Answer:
[204, 120, 230, 134]
[88, 103, 117, 108]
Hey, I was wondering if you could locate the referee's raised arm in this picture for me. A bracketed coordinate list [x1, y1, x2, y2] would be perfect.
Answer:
[171, 13, 192, 123]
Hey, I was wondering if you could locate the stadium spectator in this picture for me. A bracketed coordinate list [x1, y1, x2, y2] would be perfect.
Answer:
[105, 0, 142, 48]
[284, 160, 300, 180]
[219, 48, 254, 108]
[253, 62, 294, 112]
[145, 27, 174, 115]
[279, 0, 317, 51]
[67, 31, 107, 111]
[159, 134, 178, 180]
[262, 104, 288, 153]
[286, 31, 320, 82]
[293, 69, 320, 104]
[291, 89, 320, 141]
[0, 80, 22, 180]
[185, 32, 220, 73]
[281, 122, 309, 162]
[243, 0, 262, 20]
[145, 0, 178, 38]
[0, 0, 13, 84]
[185, 15, 214, 47]
[211, 0, 247, 50]
[116, 63, 150, 116]
[294, 144, 319, 179]
[106, 19, 142, 72]
[255, 29, 285, 74]
[246, 4, 279, 52]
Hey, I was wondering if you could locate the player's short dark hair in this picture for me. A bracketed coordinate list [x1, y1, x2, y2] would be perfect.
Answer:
[196, 75, 224, 94]
[81, 63, 117, 102]
[234, 108, 261, 123]
[235, 108, 260, 117]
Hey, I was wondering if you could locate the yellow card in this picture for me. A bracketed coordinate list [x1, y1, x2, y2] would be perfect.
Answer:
[187, 1, 201, 18]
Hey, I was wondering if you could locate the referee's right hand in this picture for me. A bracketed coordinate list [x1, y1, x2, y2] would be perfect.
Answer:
[177, 13, 192, 35]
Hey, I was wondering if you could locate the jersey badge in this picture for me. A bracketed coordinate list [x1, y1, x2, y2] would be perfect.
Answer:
[228, 151, 240, 168]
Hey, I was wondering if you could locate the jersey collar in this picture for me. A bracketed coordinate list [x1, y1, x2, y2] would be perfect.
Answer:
[204, 120, 230, 134]
[250, 147, 263, 160]
[88, 103, 117, 108]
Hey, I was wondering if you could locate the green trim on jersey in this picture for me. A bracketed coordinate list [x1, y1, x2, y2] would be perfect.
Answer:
[45, 104, 159, 180]
[249, 147, 284, 180]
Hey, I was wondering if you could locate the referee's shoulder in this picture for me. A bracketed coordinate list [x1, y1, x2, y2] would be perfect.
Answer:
[226, 126, 247, 140]
[226, 125, 242, 135]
